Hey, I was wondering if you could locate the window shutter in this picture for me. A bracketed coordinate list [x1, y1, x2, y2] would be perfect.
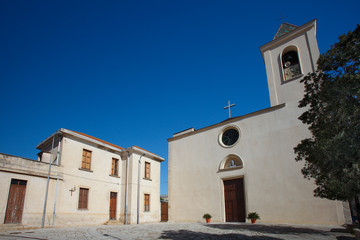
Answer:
[82, 150, 91, 170]
[145, 162, 150, 179]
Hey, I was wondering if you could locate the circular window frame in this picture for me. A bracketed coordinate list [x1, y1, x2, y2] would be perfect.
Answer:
[218, 125, 240, 148]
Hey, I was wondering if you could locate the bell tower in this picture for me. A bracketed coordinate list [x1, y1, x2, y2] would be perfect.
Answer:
[260, 19, 320, 107]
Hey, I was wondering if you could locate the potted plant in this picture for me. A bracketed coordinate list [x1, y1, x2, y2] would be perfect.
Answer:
[247, 212, 260, 224]
[203, 213, 212, 223]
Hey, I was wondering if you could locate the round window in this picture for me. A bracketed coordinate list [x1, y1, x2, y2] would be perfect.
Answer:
[221, 128, 239, 147]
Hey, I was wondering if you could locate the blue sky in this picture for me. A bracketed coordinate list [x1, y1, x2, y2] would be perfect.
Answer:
[0, 0, 359, 195]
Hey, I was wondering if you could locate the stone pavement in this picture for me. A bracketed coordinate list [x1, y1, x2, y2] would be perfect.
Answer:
[0, 222, 356, 240]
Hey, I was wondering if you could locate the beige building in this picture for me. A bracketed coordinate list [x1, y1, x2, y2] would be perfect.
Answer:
[168, 19, 348, 225]
[0, 128, 164, 227]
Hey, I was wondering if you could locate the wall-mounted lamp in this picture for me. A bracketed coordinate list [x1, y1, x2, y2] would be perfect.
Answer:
[69, 186, 76, 196]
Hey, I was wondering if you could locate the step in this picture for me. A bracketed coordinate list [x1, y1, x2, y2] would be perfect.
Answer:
[104, 220, 122, 225]
[0, 224, 25, 231]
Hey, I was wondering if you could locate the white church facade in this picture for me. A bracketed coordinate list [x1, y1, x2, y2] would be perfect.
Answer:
[0, 128, 164, 227]
[167, 19, 348, 225]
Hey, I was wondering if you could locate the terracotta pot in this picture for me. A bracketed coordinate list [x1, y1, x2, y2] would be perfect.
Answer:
[206, 218, 211, 223]
[251, 219, 257, 224]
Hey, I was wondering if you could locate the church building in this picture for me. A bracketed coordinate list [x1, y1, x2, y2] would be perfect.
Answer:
[167, 19, 348, 224]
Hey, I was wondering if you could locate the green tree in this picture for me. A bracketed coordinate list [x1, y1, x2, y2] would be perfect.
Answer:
[294, 25, 360, 220]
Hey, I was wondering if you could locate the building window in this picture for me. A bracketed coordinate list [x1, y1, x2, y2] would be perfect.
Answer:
[82, 149, 92, 170]
[219, 125, 240, 148]
[219, 154, 244, 172]
[145, 162, 151, 179]
[282, 49, 301, 81]
[224, 157, 243, 169]
[78, 188, 89, 209]
[144, 194, 150, 212]
[111, 158, 119, 176]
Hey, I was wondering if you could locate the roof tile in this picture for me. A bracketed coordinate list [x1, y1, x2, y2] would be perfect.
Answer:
[68, 130, 124, 150]
[273, 23, 298, 40]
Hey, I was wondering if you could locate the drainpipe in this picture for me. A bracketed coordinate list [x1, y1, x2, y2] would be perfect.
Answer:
[137, 153, 145, 224]
[124, 151, 130, 224]
[52, 135, 62, 226]
[41, 134, 56, 228]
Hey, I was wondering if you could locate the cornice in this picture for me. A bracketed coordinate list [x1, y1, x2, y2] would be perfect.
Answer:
[167, 103, 286, 142]
[260, 19, 317, 54]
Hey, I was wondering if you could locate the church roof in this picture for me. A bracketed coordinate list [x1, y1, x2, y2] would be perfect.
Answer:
[273, 23, 299, 40]
[168, 103, 286, 142]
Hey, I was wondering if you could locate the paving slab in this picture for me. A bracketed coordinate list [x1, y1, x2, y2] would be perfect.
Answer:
[0, 222, 356, 240]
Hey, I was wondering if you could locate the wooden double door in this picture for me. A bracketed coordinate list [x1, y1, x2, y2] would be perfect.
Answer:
[224, 178, 246, 222]
[5, 179, 27, 224]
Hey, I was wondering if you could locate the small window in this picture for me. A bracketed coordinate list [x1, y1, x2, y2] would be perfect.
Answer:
[11, 179, 27, 185]
[219, 154, 244, 171]
[282, 50, 301, 81]
[144, 194, 150, 212]
[82, 149, 92, 170]
[145, 162, 151, 179]
[78, 188, 89, 209]
[111, 158, 119, 176]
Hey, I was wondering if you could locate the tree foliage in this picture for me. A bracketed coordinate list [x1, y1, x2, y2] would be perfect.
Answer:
[294, 25, 360, 201]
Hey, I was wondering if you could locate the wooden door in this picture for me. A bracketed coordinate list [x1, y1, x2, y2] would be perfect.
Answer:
[4, 179, 27, 224]
[161, 202, 168, 222]
[109, 192, 117, 220]
[224, 178, 245, 222]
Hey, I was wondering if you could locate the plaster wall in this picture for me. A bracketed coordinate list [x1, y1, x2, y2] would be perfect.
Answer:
[0, 134, 163, 227]
[126, 153, 161, 224]
[0, 172, 60, 227]
[168, 104, 344, 225]
[262, 20, 320, 107]
[0, 154, 62, 227]
[50, 135, 124, 227]
[37, 136, 61, 164]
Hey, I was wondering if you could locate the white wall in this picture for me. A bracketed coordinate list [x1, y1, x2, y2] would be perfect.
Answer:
[261, 20, 320, 107]
[50, 135, 124, 226]
[0, 153, 62, 227]
[126, 153, 161, 224]
[168, 105, 345, 224]
[0, 133, 163, 227]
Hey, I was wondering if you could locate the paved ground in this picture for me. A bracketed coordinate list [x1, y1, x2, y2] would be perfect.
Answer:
[0, 222, 356, 240]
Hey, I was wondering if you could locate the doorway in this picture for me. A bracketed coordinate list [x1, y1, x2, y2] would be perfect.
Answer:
[4, 179, 27, 224]
[161, 202, 168, 222]
[223, 178, 245, 222]
[109, 192, 117, 220]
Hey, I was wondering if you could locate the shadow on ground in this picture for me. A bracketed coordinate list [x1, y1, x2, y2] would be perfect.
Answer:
[159, 229, 282, 240]
[206, 223, 329, 235]
[103, 233, 121, 239]
[336, 237, 356, 240]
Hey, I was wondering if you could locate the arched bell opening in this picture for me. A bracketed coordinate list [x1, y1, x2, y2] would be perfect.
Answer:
[281, 46, 302, 81]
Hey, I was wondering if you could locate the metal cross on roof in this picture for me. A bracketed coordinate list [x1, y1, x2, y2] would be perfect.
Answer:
[224, 100, 236, 118]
